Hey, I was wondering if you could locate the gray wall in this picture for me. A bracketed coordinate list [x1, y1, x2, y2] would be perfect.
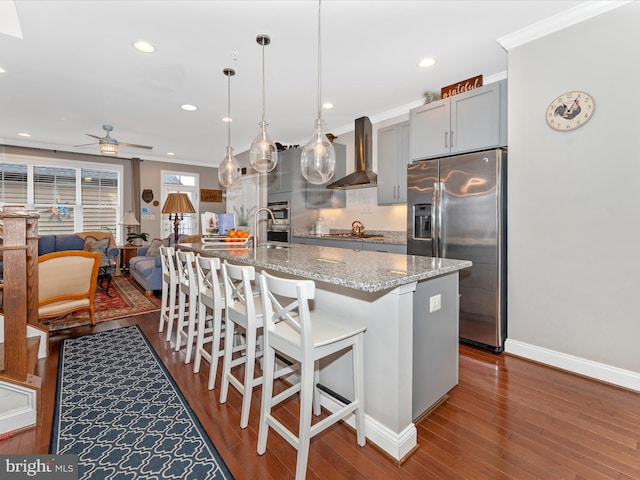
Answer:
[138, 159, 223, 239]
[507, 2, 640, 373]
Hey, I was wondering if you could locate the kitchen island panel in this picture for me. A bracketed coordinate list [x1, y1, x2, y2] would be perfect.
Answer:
[178, 242, 469, 461]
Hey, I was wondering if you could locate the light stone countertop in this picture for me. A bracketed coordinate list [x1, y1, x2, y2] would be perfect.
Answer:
[178, 242, 471, 293]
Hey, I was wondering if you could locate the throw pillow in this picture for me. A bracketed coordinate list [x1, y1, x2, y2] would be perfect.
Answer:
[83, 236, 109, 258]
[146, 238, 169, 257]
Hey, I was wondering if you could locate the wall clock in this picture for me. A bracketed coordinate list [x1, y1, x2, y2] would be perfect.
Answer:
[545, 91, 595, 131]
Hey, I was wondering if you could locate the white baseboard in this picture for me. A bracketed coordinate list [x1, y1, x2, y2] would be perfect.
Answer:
[319, 392, 417, 461]
[505, 339, 640, 392]
[0, 381, 38, 435]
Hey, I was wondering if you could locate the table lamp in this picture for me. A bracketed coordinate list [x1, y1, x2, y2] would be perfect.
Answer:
[161, 192, 196, 243]
[122, 211, 140, 236]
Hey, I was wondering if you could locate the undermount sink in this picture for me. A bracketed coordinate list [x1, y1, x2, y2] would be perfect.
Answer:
[258, 243, 292, 250]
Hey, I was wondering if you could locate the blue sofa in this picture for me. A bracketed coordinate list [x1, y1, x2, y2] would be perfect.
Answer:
[37, 233, 119, 259]
[128, 234, 200, 295]
[129, 245, 163, 296]
[0, 232, 118, 280]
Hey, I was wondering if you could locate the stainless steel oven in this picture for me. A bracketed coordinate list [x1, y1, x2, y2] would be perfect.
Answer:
[267, 201, 290, 242]
[267, 201, 289, 225]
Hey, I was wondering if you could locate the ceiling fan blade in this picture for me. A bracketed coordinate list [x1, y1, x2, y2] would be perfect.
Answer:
[86, 134, 102, 140]
[119, 142, 153, 150]
[74, 142, 98, 147]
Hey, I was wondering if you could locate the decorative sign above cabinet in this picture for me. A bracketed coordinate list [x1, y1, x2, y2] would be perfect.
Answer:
[441, 74, 483, 99]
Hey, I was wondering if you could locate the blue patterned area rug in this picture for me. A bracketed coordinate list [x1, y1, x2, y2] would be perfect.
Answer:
[50, 325, 233, 480]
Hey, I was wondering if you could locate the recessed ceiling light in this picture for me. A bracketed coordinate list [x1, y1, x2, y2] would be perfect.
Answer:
[418, 57, 437, 68]
[132, 40, 156, 53]
[180, 104, 198, 111]
[0, 67, 5, 73]
[222, 117, 232, 123]
[322, 102, 334, 109]
[167, 152, 175, 156]
[18, 132, 30, 137]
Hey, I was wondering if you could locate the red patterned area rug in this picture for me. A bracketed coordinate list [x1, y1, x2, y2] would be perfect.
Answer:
[43, 275, 161, 331]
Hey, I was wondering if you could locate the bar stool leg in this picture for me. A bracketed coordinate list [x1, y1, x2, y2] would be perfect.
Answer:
[295, 357, 315, 480]
[354, 333, 366, 446]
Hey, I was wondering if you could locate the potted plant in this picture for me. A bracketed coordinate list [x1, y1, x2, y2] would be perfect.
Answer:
[127, 232, 149, 246]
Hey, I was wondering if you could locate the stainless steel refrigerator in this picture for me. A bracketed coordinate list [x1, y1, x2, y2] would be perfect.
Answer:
[407, 148, 507, 352]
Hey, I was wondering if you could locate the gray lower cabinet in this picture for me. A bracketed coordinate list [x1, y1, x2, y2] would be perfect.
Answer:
[377, 121, 410, 205]
[293, 237, 406, 254]
[410, 80, 507, 161]
[315, 238, 362, 250]
[291, 236, 318, 246]
[362, 242, 407, 254]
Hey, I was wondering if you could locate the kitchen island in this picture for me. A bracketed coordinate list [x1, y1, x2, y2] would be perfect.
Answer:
[179, 241, 471, 461]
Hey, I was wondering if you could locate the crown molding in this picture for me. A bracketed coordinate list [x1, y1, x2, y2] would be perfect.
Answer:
[497, 1, 632, 51]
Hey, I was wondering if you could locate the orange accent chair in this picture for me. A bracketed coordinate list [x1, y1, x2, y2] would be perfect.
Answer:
[38, 251, 101, 325]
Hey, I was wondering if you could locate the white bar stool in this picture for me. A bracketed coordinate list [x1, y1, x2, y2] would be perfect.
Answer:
[159, 246, 179, 341]
[193, 255, 225, 390]
[219, 260, 264, 429]
[257, 270, 366, 480]
[175, 250, 199, 363]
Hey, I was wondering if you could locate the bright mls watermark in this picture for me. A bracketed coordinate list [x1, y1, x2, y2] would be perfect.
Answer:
[1, 455, 77, 479]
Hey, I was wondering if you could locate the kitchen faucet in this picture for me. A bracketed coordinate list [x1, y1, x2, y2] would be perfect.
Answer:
[253, 207, 275, 248]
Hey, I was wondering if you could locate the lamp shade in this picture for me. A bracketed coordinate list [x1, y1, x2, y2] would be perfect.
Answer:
[161, 193, 196, 214]
[122, 211, 140, 226]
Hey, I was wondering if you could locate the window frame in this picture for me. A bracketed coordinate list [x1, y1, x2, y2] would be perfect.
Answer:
[0, 153, 124, 242]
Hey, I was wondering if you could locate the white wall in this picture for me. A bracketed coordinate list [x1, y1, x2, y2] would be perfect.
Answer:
[506, 2, 640, 377]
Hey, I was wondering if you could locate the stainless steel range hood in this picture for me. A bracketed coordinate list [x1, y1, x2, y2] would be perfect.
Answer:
[326, 116, 377, 190]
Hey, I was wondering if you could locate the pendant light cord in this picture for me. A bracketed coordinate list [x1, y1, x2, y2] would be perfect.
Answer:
[317, 0, 322, 121]
[261, 43, 266, 123]
[227, 71, 231, 147]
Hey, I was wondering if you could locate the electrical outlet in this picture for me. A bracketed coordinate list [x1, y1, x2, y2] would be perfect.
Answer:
[429, 294, 441, 312]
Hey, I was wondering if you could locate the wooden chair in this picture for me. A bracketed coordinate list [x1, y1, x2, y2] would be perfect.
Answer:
[257, 270, 367, 480]
[38, 250, 101, 325]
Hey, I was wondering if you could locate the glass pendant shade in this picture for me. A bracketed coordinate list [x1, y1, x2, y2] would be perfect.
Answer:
[218, 67, 240, 188]
[249, 121, 277, 172]
[250, 34, 277, 173]
[218, 146, 241, 188]
[301, 118, 336, 185]
[301, 0, 335, 184]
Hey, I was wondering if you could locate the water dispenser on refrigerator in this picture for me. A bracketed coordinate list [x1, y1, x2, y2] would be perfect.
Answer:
[413, 203, 432, 239]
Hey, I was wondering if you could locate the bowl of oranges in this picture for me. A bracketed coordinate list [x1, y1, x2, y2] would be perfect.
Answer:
[224, 229, 251, 243]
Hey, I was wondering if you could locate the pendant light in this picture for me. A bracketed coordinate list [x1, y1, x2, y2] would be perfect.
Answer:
[218, 68, 241, 188]
[249, 34, 278, 173]
[300, 0, 336, 185]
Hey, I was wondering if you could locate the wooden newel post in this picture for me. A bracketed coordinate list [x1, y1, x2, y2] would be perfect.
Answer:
[1, 206, 40, 381]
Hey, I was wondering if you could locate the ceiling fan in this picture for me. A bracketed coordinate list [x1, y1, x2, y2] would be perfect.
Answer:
[75, 124, 153, 155]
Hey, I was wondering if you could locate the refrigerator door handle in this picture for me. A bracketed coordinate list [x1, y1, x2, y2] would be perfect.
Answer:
[439, 181, 446, 258]
[432, 182, 440, 257]
[444, 131, 448, 149]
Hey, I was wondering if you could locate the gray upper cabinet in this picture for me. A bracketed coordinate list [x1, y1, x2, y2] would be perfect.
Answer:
[377, 121, 410, 205]
[305, 143, 346, 209]
[267, 148, 293, 195]
[410, 80, 507, 161]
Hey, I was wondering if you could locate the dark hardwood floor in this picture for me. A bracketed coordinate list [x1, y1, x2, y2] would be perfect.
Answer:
[2, 312, 639, 479]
